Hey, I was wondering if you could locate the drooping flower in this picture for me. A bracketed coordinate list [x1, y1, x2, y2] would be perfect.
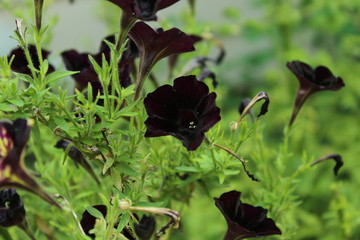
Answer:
[134, 215, 156, 240]
[311, 153, 343, 176]
[128, 21, 195, 99]
[214, 190, 281, 240]
[0, 119, 60, 208]
[287, 61, 345, 126]
[9, 45, 55, 75]
[107, 0, 181, 21]
[144, 75, 220, 151]
[54, 140, 100, 184]
[0, 188, 26, 227]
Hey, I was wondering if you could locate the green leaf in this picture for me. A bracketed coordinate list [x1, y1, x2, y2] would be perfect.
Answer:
[116, 162, 140, 177]
[110, 167, 122, 190]
[44, 70, 79, 84]
[8, 98, 24, 107]
[175, 166, 201, 172]
[103, 157, 115, 175]
[134, 202, 164, 207]
[53, 116, 70, 132]
[116, 212, 130, 232]
[0, 103, 14, 112]
[85, 206, 105, 219]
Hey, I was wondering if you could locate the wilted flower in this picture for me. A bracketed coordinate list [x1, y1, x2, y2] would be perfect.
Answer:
[287, 61, 345, 126]
[214, 190, 281, 240]
[107, 0, 181, 21]
[129, 21, 195, 99]
[54, 139, 100, 184]
[0, 119, 60, 208]
[0, 188, 25, 227]
[144, 75, 220, 151]
[9, 45, 55, 75]
[134, 215, 156, 240]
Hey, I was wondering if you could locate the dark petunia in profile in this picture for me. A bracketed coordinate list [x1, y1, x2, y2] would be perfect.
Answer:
[311, 153, 343, 176]
[129, 22, 195, 99]
[134, 215, 156, 240]
[0, 188, 25, 227]
[9, 45, 55, 75]
[0, 119, 60, 208]
[54, 139, 100, 184]
[107, 0, 181, 21]
[144, 75, 220, 151]
[214, 190, 281, 240]
[287, 61, 345, 126]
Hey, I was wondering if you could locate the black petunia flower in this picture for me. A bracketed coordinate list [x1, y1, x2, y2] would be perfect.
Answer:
[61, 34, 136, 95]
[9, 45, 55, 75]
[80, 205, 107, 239]
[214, 190, 281, 240]
[287, 61, 345, 126]
[144, 75, 220, 151]
[107, 0, 181, 21]
[128, 21, 195, 99]
[0, 119, 60, 208]
[134, 215, 156, 240]
[0, 188, 26, 227]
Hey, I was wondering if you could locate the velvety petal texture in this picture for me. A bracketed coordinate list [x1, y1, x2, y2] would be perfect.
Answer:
[80, 205, 107, 239]
[107, 0, 181, 21]
[9, 45, 55, 75]
[0, 119, 60, 208]
[214, 190, 281, 240]
[0, 188, 26, 227]
[144, 75, 221, 151]
[286, 61, 345, 126]
[134, 215, 156, 240]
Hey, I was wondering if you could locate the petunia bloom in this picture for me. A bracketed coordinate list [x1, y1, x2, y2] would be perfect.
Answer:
[134, 215, 156, 240]
[144, 75, 220, 151]
[0, 188, 26, 227]
[214, 190, 281, 240]
[107, 0, 181, 21]
[128, 21, 195, 99]
[0, 119, 60, 208]
[9, 45, 55, 75]
[287, 61, 345, 126]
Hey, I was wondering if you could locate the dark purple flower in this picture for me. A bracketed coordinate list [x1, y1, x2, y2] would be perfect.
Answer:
[128, 22, 195, 99]
[54, 140, 100, 184]
[311, 153, 343, 176]
[107, 0, 181, 21]
[0, 188, 25, 227]
[144, 75, 220, 151]
[80, 205, 107, 239]
[134, 215, 156, 240]
[80, 205, 135, 239]
[287, 61, 345, 126]
[0, 119, 60, 208]
[9, 45, 55, 75]
[61, 35, 135, 96]
[214, 190, 281, 240]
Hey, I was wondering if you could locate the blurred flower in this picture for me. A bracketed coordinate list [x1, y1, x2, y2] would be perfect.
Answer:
[9, 45, 55, 75]
[128, 21, 195, 99]
[0, 188, 25, 227]
[107, 0, 181, 21]
[54, 139, 100, 184]
[287, 61, 345, 126]
[311, 153, 343, 176]
[214, 190, 281, 240]
[0, 118, 60, 208]
[144, 75, 220, 151]
[134, 215, 156, 240]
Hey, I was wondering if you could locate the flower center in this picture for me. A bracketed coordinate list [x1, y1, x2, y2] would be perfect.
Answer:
[0, 127, 13, 159]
